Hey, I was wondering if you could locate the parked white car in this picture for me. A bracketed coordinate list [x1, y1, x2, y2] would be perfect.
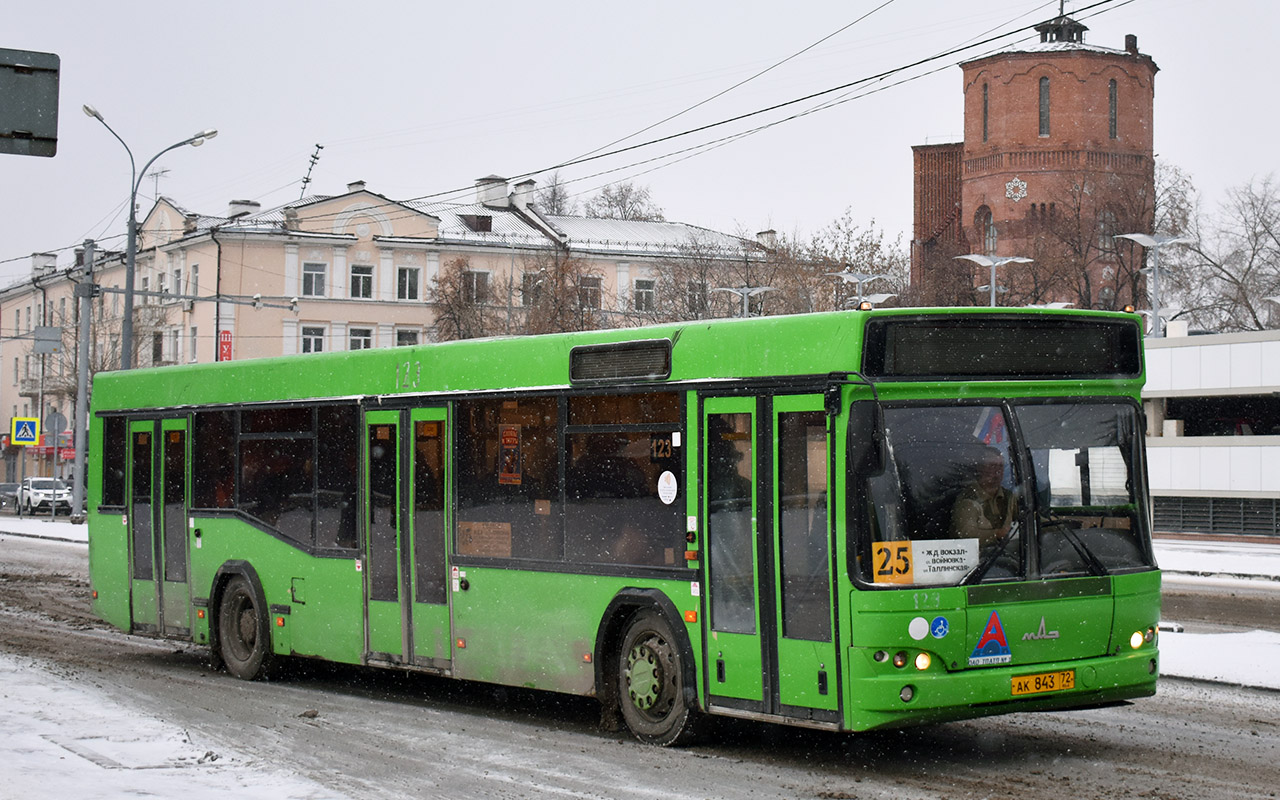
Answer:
[17, 477, 72, 514]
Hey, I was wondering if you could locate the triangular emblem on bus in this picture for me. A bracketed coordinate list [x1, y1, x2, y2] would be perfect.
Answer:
[968, 610, 1012, 666]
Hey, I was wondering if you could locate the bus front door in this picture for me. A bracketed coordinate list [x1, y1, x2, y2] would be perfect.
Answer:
[703, 395, 839, 723]
[128, 419, 191, 637]
[363, 408, 452, 670]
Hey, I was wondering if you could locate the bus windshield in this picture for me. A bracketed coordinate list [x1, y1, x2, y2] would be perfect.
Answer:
[860, 401, 1152, 587]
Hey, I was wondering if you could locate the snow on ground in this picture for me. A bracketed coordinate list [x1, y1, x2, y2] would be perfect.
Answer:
[0, 650, 347, 800]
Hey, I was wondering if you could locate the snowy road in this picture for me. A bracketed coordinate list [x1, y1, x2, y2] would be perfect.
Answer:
[1, 523, 1278, 799]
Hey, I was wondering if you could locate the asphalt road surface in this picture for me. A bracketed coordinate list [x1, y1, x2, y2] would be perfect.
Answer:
[2, 535, 1277, 800]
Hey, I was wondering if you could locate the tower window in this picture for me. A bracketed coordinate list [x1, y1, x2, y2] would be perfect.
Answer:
[982, 83, 989, 143]
[976, 206, 997, 255]
[1039, 77, 1050, 137]
[1108, 79, 1118, 139]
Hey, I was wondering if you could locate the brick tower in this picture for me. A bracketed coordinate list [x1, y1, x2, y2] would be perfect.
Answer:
[912, 12, 1158, 308]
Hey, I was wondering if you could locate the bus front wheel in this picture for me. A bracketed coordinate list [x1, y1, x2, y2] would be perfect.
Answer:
[218, 576, 274, 680]
[618, 610, 700, 746]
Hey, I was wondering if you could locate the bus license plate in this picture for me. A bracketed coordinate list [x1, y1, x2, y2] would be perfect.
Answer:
[1011, 669, 1075, 696]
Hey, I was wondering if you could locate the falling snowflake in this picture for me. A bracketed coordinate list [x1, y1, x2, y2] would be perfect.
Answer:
[1005, 177, 1028, 202]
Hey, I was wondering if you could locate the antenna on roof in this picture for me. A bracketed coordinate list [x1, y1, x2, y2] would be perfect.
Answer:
[299, 143, 324, 200]
[146, 167, 170, 200]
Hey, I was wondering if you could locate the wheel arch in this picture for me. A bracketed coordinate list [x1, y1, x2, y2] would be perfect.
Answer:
[594, 588, 700, 723]
[208, 560, 269, 664]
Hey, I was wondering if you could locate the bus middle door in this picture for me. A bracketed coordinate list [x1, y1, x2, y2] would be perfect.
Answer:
[364, 408, 453, 670]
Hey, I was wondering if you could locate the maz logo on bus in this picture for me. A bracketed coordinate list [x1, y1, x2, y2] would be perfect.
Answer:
[396, 360, 422, 390]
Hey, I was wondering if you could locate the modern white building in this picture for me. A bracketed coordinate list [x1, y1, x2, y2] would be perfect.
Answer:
[1144, 324, 1280, 536]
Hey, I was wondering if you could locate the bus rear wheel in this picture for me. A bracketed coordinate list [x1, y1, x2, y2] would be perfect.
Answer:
[218, 576, 273, 680]
[618, 610, 700, 746]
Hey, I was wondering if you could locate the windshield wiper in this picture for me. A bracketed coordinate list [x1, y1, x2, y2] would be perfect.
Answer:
[961, 519, 1021, 585]
[1037, 510, 1110, 577]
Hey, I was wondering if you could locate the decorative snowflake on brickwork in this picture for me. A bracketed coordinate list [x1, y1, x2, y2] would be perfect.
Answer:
[1005, 176, 1028, 202]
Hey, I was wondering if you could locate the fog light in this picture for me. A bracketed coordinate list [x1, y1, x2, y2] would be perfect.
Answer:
[892, 651, 908, 669]
[1129, 631, 1144, 649]
[900, 685, 915, 703]
[1149, 658, 1158, 675]
[914, 652, 931, 671]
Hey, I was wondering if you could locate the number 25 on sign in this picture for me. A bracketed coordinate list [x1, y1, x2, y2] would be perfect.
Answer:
[873, 542, 914, 584]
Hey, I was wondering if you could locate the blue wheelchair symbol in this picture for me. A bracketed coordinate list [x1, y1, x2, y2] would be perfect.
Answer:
[931, 616, 949, 639]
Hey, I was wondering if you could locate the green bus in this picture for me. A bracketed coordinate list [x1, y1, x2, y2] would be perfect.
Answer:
[88, 308, 1159, 744]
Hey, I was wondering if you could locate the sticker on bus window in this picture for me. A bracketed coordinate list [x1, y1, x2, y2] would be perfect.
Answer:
[498, 424, 522, 485]
[872, 539, 979, 585]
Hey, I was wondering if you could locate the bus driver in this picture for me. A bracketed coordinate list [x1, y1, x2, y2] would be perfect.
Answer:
[950, 445, 1017, 549]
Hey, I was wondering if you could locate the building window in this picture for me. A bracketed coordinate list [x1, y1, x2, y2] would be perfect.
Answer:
[397, 266, 420, 301]
[350, 264, 374, 299]
[349, 327, 373, 350]
[1039, 76, 1050, 136]
[173, 268, 183, 296]
[982, 82, 989, 142]
[521, 272, 543, 307]
[1098, 208, 1119, 252]
[190, 327, 199, 362]
[141, 276, 150, 304]
[302, 263, 326, 296]
[152, 332, 163, 364]
[301, 326, 326, 353]
[191, 264, 199, 295]
[396, 329, 420, 347]
[634, 279, 655, 312]
[463, 271, 489, 305]
[1108, 79, 1118, 140]
[577, 276, 602, 310]
[976, 206, 997, 255]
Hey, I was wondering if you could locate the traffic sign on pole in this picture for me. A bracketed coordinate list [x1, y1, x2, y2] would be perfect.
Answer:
[11, 417, 39, 446]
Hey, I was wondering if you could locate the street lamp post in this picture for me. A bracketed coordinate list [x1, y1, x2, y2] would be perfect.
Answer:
[954, 254, 1033, 307]
[83, 105, 217, 369]
[713, 286, 774, 317]
[1114, 233, 1195, 338]
[825, 269, 889, 308]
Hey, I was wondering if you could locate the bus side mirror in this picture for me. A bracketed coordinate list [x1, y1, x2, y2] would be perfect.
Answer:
[849, 400, 886, 476]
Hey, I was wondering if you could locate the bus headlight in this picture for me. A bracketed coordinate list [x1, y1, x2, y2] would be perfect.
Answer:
[914, 652, 931, 671]
[1129, 631, 1145, 649]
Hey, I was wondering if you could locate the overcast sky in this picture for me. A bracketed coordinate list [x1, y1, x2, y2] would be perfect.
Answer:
[2, 0, 1271, 285]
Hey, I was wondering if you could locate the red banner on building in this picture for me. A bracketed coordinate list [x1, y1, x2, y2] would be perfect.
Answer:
[218, 330, 233, 361]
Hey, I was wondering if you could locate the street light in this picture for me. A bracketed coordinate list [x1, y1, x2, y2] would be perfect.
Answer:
[825, 270, 888, 308]
[1114, 233, 1195, 338]
[83, 104, 217, 369]
[713, 286, 774, 318]
[954, 254, 1033, 307]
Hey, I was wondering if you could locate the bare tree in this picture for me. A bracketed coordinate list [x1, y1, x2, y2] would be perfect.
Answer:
[534, 171, 577, 216]
[1166, 174, 1280, 332]
[583, 181, 665, 222]
[803, 213, 910, 310]
[519, 249, 609, 334]
[642, 235, 757, 322]
[430, 256, 503, 341]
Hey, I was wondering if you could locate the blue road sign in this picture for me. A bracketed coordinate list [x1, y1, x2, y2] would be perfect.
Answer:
[11, 417, 39, 446]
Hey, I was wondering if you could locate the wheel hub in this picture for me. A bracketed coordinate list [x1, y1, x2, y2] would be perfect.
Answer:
[626, 640, 664, 710]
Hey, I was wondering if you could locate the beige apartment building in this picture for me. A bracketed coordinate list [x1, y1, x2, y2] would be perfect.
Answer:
[0, 176, 755, 481]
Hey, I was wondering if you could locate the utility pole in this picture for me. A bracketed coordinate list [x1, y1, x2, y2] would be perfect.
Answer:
[71, 239, 94, 520]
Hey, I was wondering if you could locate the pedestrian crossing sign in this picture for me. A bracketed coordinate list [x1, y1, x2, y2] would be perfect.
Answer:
[11, 417, 39, 446]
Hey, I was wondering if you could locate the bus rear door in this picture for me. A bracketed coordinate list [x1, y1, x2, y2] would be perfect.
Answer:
[702, 395, 839, 724]
[127, 418, 191, 637]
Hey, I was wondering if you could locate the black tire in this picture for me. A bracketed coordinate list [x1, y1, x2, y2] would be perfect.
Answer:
[217, 575, 274, 680]
[618, 610, 701, 746]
